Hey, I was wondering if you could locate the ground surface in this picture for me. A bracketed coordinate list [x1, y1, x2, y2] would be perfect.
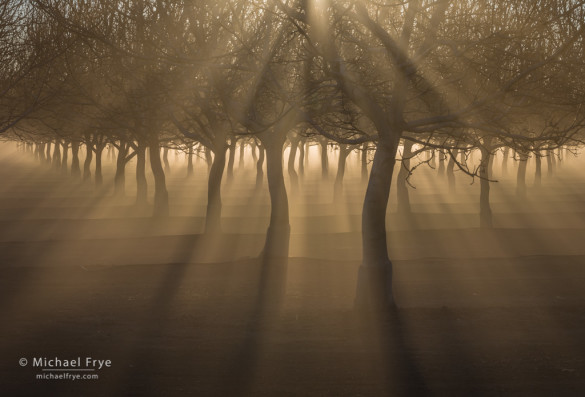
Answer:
[1, 145, 585, 396]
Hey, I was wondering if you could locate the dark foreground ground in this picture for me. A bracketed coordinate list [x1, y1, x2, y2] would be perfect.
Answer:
[1, 145, 585, 396]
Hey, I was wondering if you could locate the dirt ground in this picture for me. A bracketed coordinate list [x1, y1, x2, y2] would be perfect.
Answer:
[1, 145, 585, 396]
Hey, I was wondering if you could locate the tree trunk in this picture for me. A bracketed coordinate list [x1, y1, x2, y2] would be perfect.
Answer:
[61, 142, 68, 174]
[135, 142, 148, 206]
[187, 145, 194, 176]
[114, 142, 127, 197]
[502, 147, 510, 176]
[149, 138, 169, 218]
[83, 143, 93, 181]
[298, 138, 305, 177]
[38, 143, 46, 162]
[239, 142, 245, 169]
[397, 140, 413, 213]
[534, 152, 542, 187]
[205, 146, 226, 234]
[447, 149, 457, 193]
[355, 138, 399, 309]
[479, 146, 493, 228]
[226, 139, 236, 182]
[256, 143, 265, 190]
[262, 137, 290, 261]
[517, 151, 529, 198]
[438, 150, 445, 175]
[319, 138, 329, 180]
[361, 142, 369, 182]
[162, 147, 171, 173]
[52, 141, 62, 170]
[205, 146, 212, 172]
[45, 141, 52, 164]
[334, 144, 350, 202]
[288, 137, 300, 192]
[71, 141, 81, 178]
[95, 145, 104, 187]
[547, 150, 554, 177]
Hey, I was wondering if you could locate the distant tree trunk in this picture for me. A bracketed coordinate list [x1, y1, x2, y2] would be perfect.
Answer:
[447, 149, 457, 192]
[162, 147, 171, 173]
[34, 143, 41, 161]
[187, 145, 194, 176]
[319, 138, 329, 180]
[205, 146, 226, 234]
[304, 141, 310, 169]
[135, 142, 148, 206]
[149, 138, 169, 218]
[83, 141, 93, 181]
[114, 142, 128, 197]
[71, 141, 80, 178]
[488, 149, 495, 177]
[226, 139, 236, 182]
[61, 141, 68, 174]
[95, 143, 105, 187]
[397, 140, 413, 213]
[45, 141, 52, 164]
[547, 149, 554, 177]
[250, 140, 258, 162]
[288, 135, 300, 192]
[517, 151, 529, 198]
[298, 138, 305, 177]
[52, 140, 62, 170]
[355, 137, 399, 309]
[205, 146, 212, 172]
[534, 152, 542, 187]
[479, 144, 493, 228]
[361, 142, 369, 182]
[438, 150, 445, 175]
[334, 144, 351, 202]
[239, 141, 245, 169]
[502, 147, 510, 176]
[256, 143, 265, 190]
